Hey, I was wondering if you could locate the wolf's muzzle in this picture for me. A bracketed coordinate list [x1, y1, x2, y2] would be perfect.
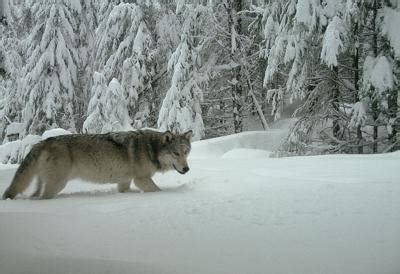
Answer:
[174, 165, 190, 174]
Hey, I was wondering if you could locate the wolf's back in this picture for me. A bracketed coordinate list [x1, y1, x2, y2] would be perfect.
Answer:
[2, 144, 41, 199]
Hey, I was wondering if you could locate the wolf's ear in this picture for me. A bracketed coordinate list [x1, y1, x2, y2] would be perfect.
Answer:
[162, 131, 173, 144]
[183, 130, 193, 142]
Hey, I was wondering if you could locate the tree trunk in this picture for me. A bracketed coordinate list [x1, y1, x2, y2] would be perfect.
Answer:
[0, 0, 6, 75]
[247, 78, 269, 130]
[372, 0, 379, 153]
[388, 88, 398, 150]
[332, 65, 340, 140]
[353, 21, 363, 153]
[227, 0, 243, 133]
[397, 86, 400, 151]
[232, 67, 243, 133]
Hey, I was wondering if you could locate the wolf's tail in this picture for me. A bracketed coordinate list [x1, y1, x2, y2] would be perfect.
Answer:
[3, 145, 41, 199]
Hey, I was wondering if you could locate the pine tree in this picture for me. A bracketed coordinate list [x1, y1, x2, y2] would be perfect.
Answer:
[380, 1, 399, 151]
[157, 3, 207, 140]
[200, 1, 269, 137]
[264, 0, 364, 155]
[320, 15, 346, 141]
[0, 9, 22, 140]
[102, 78, 132, 133]
[20, 0, 81, 135]
[94, 2, 154, 127]
[262, 0, 328, 155]
[82, 72, 107, 134]
[267, 0, 399, 155]
[83, 75, 132, 133]
[95, 2, 141, 82]
[76, 0, 100, 130]
[359, 0, 398, 153]
[122, 20, 154, 126]
[1, 0, 398, 155]
[226, 0, 244, 133]
[346, 0, 364, 153]
[144, 5, 181, 128]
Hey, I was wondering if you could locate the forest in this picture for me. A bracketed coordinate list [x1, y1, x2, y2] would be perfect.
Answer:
[1, 0, 399, 155]
[1, 2, 400, 272]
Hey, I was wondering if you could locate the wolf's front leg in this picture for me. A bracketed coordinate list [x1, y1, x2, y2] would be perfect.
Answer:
[117, 181, 131, 193]
[134, 177, 161, 192]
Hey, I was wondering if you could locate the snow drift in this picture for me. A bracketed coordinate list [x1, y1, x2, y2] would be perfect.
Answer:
[0, 128, 71, 164]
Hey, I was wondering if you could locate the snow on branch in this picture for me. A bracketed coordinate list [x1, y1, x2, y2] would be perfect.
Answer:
[363, 55, 395, 94]
[383, 7, 400, 59]
[320, 16, 345, 68]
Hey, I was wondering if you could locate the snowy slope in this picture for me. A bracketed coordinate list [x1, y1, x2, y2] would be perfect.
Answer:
[0, 130, 399, 274]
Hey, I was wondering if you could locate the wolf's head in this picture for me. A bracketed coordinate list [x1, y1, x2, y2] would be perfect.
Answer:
[158, 130, 192, 174]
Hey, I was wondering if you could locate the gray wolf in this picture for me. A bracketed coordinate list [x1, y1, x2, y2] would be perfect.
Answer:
[2, 130, 192, 199]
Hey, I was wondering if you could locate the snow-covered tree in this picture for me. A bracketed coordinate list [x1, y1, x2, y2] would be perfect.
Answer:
[76, 0, 100, 125]
[94, 3, 152, 83]
[262, 0, 330, 155]
[122, 20, 154, 124]
[344, 0, 364, 153]
[0, 9, 22, 141]
[359, 0, 399, 153]
[83, 75, 132, 133]
[20, 0, 81, 135]
[82, 72, 107, 134]
[1, 0, 398, 154]
[266, 1, 359, 155]
[196, 0, 270, 137]
[101, 78, 132, 133]
[383, 4, 400, 151]
[226, 0, 245, 133]
[267, 0, 399, 155]
[157, 4, 208, 140]
[94, 2, 155, 127]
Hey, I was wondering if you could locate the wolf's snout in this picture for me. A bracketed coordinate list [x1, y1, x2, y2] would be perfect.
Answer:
[173, 164, 190, 174]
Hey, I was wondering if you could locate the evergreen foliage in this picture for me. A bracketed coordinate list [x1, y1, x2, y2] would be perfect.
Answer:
[0, 0, 398, 154]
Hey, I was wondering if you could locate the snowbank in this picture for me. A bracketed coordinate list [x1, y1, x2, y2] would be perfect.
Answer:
[0, 128, 71, 164]
[41, 128, 72, 140]
[191, 129, 287, 158]
[0, 135, 41, 164]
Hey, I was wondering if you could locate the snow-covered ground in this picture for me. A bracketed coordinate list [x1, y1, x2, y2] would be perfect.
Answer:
[0, 129, 399, 274]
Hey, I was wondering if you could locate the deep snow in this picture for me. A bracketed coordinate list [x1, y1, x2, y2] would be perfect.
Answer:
[0, 129, 399, 274]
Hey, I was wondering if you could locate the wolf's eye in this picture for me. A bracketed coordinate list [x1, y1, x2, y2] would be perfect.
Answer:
[173, 152, 180, 156]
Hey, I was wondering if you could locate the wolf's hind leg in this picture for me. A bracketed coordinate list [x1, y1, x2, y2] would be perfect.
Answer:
[37, 153, 71, 199]
[40, 178, 68, 199]
[134, 178, 161, 192]
[117, 181, 131, 193]
[31, 179, 43, 199]
[38, 167, 69, 199]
